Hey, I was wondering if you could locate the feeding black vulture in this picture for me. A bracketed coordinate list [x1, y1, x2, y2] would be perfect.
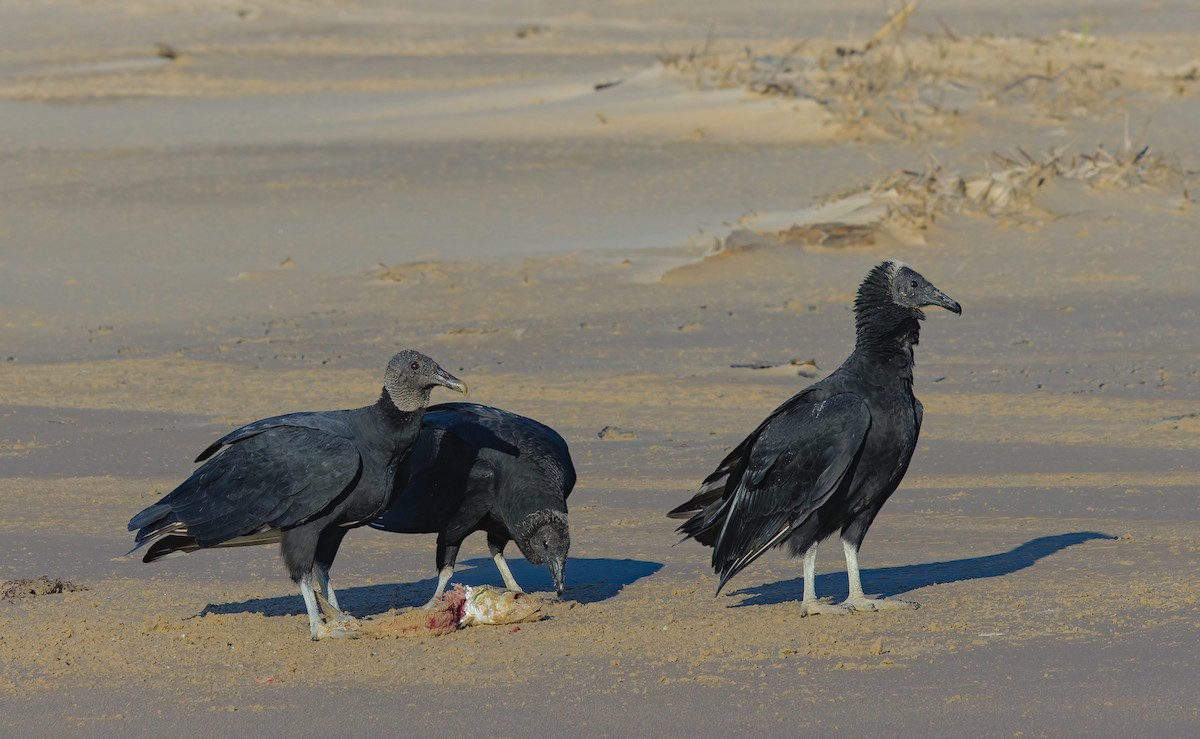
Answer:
[370, 402, 575, 604]
[669, 260, 960, 613]
[127, 350, 467, 639]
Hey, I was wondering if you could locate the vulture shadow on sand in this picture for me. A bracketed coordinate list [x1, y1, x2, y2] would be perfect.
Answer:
[728, 532, 1115, 607]
[198, 556, 662, 619]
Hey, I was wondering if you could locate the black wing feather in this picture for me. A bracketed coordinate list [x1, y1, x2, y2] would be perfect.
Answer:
[131, 423, 362, 547]
[675, 393, 871, 591]
[668, 389, 821, 521]
[194, 411, 358, 462]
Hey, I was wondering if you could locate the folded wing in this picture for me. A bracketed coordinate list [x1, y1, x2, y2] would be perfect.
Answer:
[674, 392, 871, 591]
[130, 416, 363, 554]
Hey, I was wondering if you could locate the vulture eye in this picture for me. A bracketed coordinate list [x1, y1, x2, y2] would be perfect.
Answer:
[409, 361, 420, 371]
[909, 279, 918, 288]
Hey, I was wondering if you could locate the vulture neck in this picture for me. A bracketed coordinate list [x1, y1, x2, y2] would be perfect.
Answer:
[376, 387, 423, 423]
[852, 305, 922, 378]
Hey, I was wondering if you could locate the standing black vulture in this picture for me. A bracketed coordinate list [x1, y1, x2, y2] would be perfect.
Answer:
[127, 350, 467, 639]
[370, 402, 575, 604]
[669, 260, 960, 613]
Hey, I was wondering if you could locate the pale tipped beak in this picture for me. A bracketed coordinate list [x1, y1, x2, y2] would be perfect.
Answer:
[549, 558, 565, 597]
[926, 287, 962, 315]
[434, 367, 468, 395]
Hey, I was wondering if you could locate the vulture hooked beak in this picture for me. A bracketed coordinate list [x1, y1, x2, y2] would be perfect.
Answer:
[923, 285, 962, 316]
[433, 367, 469, 396]
[548, 557, 565, 597]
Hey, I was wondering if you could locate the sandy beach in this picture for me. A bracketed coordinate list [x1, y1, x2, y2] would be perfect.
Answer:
[2, 1, 1199, 735]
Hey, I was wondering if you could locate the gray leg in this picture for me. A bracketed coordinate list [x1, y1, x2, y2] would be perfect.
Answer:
[845, 538, 864, 600]
[490, 543, 523, 593]
[803, 544, 818, 603]
[840, 538, 919, 611]
[423, 565, 454, 608]
[298, 574, 325, 640]
[313, 563, 350, 622]
[301, 572, 360, 640]
[799, 542, 851, 616]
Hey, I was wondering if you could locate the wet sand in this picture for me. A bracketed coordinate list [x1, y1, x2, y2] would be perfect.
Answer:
[2, 1, 1199, 736]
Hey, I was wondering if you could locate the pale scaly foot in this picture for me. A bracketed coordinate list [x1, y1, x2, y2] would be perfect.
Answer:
[799, 598, 854, 617]
[314, 619, 361, 640]
[839, 542, 920, 613]
[842, 595, 920, 612]
[310, 590, 361, 639]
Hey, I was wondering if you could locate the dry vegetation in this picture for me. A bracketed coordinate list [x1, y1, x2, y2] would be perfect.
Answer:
[661, 2, 1198, 139]
[721, 143, 1193, 254]
[867, 143, 1191, 232]
[676, 4, 1198, 255]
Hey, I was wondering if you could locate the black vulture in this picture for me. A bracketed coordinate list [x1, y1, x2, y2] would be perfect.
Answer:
[370, 402, 575, 604]
[127, 350, 467, 639]
[669, 260, 960, 613]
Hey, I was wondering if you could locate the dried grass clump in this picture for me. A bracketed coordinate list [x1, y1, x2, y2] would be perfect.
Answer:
[865, 145, 1185, 233]
[710, 143, 1187, 258]
[659, 1, 1197, 139]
